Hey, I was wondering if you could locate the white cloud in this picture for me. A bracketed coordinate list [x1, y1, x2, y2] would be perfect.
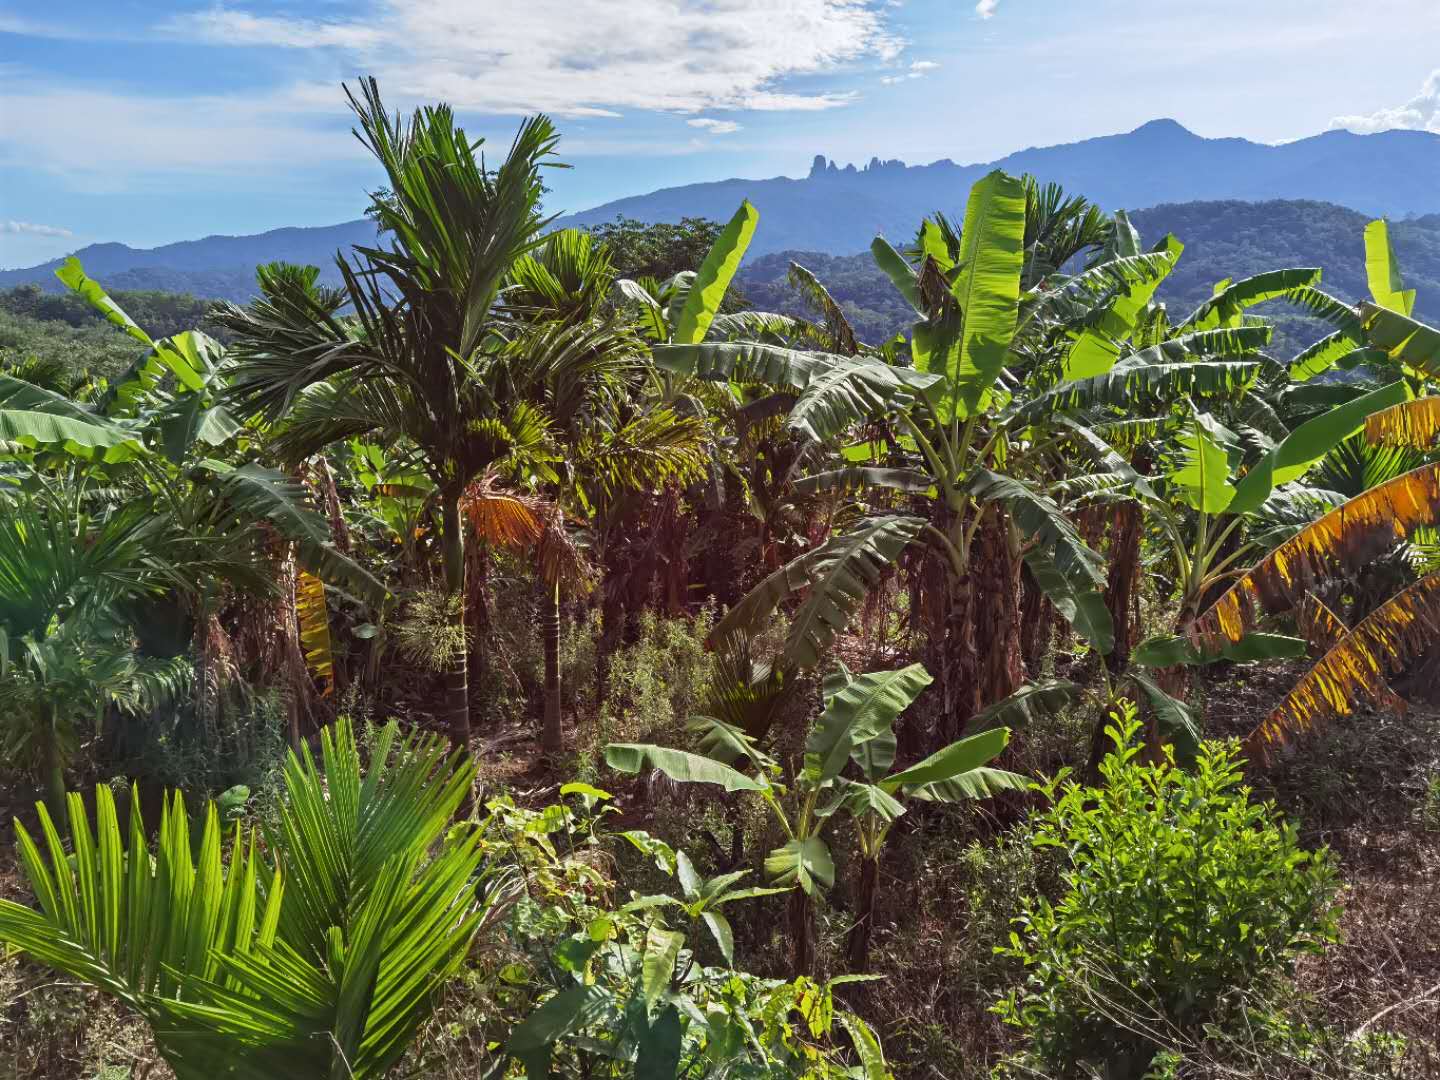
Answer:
[976, 0, 999, 18]
[1, 220, 73, 238]
[161, 8, 384, 50]
[687, 118, 742, 135]
[881, 59, 940, 84]
[1330, 69, 1440, 134]
[162, 1, 904, 117]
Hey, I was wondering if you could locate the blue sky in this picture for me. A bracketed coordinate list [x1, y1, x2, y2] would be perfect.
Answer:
[3, 0, 1440, 268]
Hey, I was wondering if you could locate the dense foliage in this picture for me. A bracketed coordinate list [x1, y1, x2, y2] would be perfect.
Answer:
[3, 79, 1440, 1079]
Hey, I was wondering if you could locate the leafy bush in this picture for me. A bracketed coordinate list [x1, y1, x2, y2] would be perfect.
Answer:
[995, 709, 1341, 1078]
[422, 784, 889, 1077]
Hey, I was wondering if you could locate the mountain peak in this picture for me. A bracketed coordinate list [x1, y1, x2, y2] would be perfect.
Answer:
[1130, 118, 1196, 138]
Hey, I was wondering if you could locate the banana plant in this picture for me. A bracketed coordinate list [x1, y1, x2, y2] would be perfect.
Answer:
[605, 661, 1026, 975]
[648, 173, 1271, 739]
[0, 718, 499, 1080]
[619, 848, 788, 967]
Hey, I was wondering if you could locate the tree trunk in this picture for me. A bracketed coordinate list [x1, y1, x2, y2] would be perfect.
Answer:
[540, 582, 565, 756]
[41, 709, 66, 824]
[788, 887, 814, 978]
[440, 495, 471, 754]
[846, 856, 880, 973]
[1019, 562, 1055, 678]
[973, 514, 1024, 715]
[1104, 501, 1143, 673]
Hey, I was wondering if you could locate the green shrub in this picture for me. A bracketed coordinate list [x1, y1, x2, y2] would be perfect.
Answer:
[995, 708, 1341, 1079]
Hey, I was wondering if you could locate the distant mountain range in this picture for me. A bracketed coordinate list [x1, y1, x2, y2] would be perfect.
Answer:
[0, 220, 381, 302]
[559, 120, 1440, 256]
[6, 118, 1440, 302]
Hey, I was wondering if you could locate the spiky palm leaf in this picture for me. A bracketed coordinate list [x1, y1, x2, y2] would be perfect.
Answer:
[0, 718, 490, 1080]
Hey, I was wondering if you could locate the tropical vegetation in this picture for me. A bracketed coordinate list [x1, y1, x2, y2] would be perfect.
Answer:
[2, 78, 1439, 1079]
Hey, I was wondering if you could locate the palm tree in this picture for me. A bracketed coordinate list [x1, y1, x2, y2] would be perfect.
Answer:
[218, 81, 600, 752]
[0, 718, 507, 1079]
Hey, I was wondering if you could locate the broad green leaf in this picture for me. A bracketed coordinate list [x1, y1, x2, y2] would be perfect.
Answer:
[1364, 219, 1416, 316]
[837, 1014, 889, 1080]
[675, 850, 702, 899]
[1131, 672, 1201, 762]
[918, 219, 954, 272]
[1360, 302, 1440, 378]
[908, 766, 1029, 802]
[972, 470, 1105, 590]
[948, 170, 1027, 417]
[636, 1005, 684, 1079]
[870, 236, 922, 314]
[880, 727, 1011, 792]
[1133, 632, 1306, 668]
[700, 911, 735, 966]
[1014, 354, 1262, 426]
[673, 200, 758, 345]
[816, 779, 906, 823]
[1288, 331, 1371, 382]
[764, 837, 834, 895]
[1181, 268, 1322, 331]
[780, 515, 926, 668]
[1023, 548, 1114, 654]
[0, 409, 140, 461]
[1170, 412, 1237, 513]
[1228, 380, 1409, 514]
[966, 679, 1080, 733]
[54, 257, 153, 347]
[803, 664, 932, 784]
[641, 925, 685, 1013]
[603, 744, 766, 793]
[506, 984, 611, 1064]
[1064, 234, 1184, 379]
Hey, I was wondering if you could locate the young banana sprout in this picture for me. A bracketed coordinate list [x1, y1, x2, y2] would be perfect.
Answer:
[606, 661, 1027, 974]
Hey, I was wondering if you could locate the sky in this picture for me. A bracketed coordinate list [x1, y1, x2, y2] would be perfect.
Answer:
[3, 0, 1440, 269]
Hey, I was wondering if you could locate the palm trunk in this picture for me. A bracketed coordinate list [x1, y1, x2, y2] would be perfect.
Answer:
[41, 708, 66, 824]
[1104, 501, 1143, 673]
[788, 887, 814, 978]
[440, 495, 471, 754]
[540, 582, 565, 756]
[846, 856, 880, 973]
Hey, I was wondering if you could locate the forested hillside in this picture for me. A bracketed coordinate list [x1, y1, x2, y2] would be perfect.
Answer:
[737, 200, 1440, 356]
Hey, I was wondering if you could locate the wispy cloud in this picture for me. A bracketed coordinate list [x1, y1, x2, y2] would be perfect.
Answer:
[881, 59, 940, 85]
[0, 78, 356, 186]
[1, 220, 73, 237]
[162, 1, 904, 117]
[1331, 69, 1440, 134]
[976, 0, 1000, 18]
[687, 118, 742, 135]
